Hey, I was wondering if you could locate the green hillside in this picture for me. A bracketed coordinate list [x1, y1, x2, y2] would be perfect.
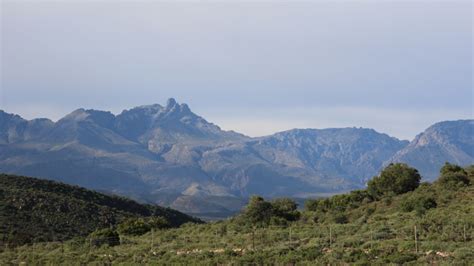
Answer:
[0, 174, 201, 247]
[1, 163, 473, 265]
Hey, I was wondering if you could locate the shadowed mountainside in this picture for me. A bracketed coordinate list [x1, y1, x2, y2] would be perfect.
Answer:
[0, 173, 200, 246]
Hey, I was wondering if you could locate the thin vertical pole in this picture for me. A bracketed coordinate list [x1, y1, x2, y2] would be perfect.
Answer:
[151, 229, 154, 250]
[463, 224, 466, 242]
[414, 225, 418, 253]
[329, 225, 332, 248]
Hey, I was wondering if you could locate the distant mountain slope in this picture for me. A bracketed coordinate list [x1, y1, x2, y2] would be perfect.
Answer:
[253, 128, 409, 184]
[0, 99, 471, 217]
[387, 120, 474, 180]
[196, 128, 408, 198]
[0, 110, 53, 144]
[0, 173, 200, 246]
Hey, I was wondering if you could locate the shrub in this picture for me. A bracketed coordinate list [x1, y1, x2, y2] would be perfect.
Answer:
[117, 218, 151, 236]
[148, 217, 170, 230]
[117, 217, 169, 236]
[438, 172, 470, 188]
[373, 227, 394, 240]
[299, 246, 322, 260]
[368, 163, 421, 198]
[343, 248, 368, 263]
[387, 253, 418, 264]
[304, 199, 319, 212]
[243, 196, 274, 226]
[269, 216, 288, 226]
[365, 207, 375, 216]
[440, 162, 466, 176]
[454, 247, 474, 261]
[89, 228, 120, 247]
[400, 195, 437, 213]
[271, 198, 300, 221]
[333, 213, 348, 224]
[437, 162, 470, 188]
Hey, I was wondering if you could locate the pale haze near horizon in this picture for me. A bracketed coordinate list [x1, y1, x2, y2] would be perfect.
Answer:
[0, 1, 472, 141]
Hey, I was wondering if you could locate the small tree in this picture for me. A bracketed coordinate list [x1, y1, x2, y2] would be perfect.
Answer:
[243, 196, 273, 226]
[271, 198, 300, 221]
[438, 163, 470, 188]
[304, 199, 320, 212]
[440, 162, 466, 176]
[368, 163, 421, 198]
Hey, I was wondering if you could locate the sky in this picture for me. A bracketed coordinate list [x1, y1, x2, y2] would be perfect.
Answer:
[0, 0, 472, 140]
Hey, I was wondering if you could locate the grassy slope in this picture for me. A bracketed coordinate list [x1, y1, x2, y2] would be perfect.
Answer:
[0, 174, 200, 247]
[1, 175, 473, 264]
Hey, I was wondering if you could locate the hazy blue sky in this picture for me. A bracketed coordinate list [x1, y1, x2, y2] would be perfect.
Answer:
[1, 0, 472, 140]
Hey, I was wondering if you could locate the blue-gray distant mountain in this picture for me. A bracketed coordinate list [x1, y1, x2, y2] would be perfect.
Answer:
[0, 110, 54, 143]
[0, 99, 472, 217]
[387, 120, 474, 180]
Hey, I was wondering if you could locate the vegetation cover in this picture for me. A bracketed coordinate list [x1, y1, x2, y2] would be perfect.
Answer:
[1, 163, 473, 264]
[0, 174, 201, 247]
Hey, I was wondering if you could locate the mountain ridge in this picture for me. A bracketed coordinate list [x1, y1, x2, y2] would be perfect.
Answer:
[1, 99, 472, 217]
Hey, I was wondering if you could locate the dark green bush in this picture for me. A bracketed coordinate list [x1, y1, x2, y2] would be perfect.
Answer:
[304, 199, 319, 212]
[117, 217, 169, 236]
[438, 172, 470, 188]
[271, 198, 300, 221]
[365, 207, 375, 216]
[368, 163, 421, 198]
[88, 228, 120, 247]
[243, 196, 274, 226]
[299, 246, 322, 260]
[117, 218, 150, 236]
[400, 195, 437, 213]
[269, 216, 289, 226]
[440, 162, 466, 176]
[305, 190, 371, 214]
[454, 247, 474, 261]
[387, 253, 418, 264]
[437, 162, 470, 188]
[373, 227, 394, 240]
[333, 213, 348, 224]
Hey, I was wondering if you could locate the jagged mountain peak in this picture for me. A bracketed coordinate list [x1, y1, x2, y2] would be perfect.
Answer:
[115, 99, 244, 147]
[387, 119, 474, 180]
[118, 99, 192, 121]
[0, 110, 26, 123]
[159, 99, 194, 121]
[166, 97, 177, 108]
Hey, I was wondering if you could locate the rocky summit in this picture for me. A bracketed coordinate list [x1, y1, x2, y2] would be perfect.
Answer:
[0, 99, 472, 218]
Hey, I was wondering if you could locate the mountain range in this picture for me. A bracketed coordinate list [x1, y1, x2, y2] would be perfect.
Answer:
[1, 98, 472, 218]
